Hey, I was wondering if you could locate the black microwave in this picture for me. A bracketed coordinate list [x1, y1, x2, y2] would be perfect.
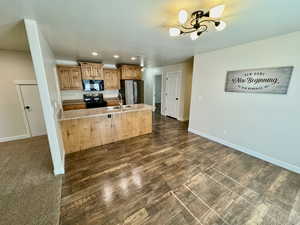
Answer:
[82, 80, 104, 91]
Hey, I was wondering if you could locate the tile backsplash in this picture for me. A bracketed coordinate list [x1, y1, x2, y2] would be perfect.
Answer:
[61, 90, 119, 100]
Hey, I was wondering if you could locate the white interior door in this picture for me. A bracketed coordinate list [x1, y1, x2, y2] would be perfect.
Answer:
[165, 72, 180, 119]
[20, 85, 47, 137]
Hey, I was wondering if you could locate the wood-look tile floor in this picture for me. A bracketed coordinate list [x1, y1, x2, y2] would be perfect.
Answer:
[61, 114, 300, 225]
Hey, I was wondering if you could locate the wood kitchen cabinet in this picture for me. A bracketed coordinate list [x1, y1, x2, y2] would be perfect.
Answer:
[57, 65, 82, 90]
[61, 110, 152, 154]
[63, 103, 86, 111]
[103, 68, 120, 90]
[105, 99, 120, 106]
[120, 65, 142, 80]
[79, 62, 104, 80]
[61, 115, 112, 153]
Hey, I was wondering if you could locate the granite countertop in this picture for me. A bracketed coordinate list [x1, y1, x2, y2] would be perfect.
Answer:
[60, 104, 153, 121]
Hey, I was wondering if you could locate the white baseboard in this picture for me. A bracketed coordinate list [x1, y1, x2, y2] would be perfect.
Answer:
[0, 134, 30, 142]
[188, 127, 300, 174]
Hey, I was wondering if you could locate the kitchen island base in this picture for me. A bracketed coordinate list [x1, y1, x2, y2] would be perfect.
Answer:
[60, 105, 152, 154]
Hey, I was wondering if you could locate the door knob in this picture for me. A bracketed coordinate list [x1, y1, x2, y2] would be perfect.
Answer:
[176, 98, 179, 100]
[24, 106, 30, 110]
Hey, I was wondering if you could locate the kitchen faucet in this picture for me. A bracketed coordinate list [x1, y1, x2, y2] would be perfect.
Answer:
[118, 92, 123, 108]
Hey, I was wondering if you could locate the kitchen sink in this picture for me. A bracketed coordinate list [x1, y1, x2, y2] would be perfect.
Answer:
[122, 105, 133, 109]
[106, 106, 121, 110]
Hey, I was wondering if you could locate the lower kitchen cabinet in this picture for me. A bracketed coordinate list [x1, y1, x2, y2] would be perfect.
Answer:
[60, 110, 152, 154]
[63, 103, 86, 111]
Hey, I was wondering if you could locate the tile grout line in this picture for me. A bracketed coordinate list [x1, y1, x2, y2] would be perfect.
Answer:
[212, 167, 260, 196]
[171, 191, 204, 225]
[198, 171, 282, 223]
[200, 171, 256, 204]
[203, 171, 266, 207]
[181, 162, 217, 186]
[183, 184, 230, 225]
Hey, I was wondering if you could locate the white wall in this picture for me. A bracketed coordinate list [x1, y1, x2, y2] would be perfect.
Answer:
[144, 60, 193, 121]
[0, 50, 36, 141]
[189, 31, 300, 173]
[24, 19, 65, 175]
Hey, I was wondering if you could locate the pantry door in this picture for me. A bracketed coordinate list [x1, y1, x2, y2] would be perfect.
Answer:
[20, 84, 47, 137]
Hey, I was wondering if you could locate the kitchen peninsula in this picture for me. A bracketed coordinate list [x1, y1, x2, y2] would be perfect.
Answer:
[60, 104, 152, 153]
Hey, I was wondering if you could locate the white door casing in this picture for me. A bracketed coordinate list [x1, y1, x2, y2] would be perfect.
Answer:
[20, 85, 47, 136]
[165, 71, 181, 119]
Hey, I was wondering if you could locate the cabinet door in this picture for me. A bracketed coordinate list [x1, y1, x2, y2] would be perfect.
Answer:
[57, 67, 71, 90]
[86, 115, 113, 148]
[94, 64, 104, 80]
[120, 65, 142, 80]
[57, 66, 82, 90]
[70, 67, 83, 90]
[80, 62, 91, 79]
[135, 67, 142, 80]
[104, 69, 120, 90]
[61, 119, 81, 153]
[111, 113, 122, 142]
[80, 62, 104, 80]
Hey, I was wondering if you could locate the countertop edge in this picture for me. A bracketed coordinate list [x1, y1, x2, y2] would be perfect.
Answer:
[59, 106, 153, 121]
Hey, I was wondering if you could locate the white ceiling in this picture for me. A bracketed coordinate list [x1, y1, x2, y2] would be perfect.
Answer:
[1, 0, 300, 67]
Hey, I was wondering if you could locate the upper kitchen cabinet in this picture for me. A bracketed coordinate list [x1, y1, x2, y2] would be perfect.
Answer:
[120, 65, 142, 80]
[103, 68, 120, 90]
[57, 65, 82, 90]
[79, 62, 104, 80]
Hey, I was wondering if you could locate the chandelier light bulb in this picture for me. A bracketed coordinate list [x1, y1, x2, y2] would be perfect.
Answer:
[178, 9, 188, 24]
[190, 31, 199, 41]
[209, 5, 225, 18]
[215, 21, 226, 31]
[169, 27, 181, 37]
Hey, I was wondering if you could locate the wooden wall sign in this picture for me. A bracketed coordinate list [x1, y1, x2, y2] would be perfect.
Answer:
[225, 66, 293, 94]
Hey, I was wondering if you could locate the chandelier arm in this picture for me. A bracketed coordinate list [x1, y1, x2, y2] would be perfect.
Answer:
[201, 24, 208, 31]
[181, 29, 198, 34]
[199, 19, 218, 24]
[181, 25, 196, 30]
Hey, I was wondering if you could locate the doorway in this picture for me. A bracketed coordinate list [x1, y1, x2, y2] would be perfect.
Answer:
[153, 75, 162, 114]
[17, 84, 47, 137]
[165, 71, 181, 119]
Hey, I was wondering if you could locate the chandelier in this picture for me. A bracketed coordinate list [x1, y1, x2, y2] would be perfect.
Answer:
[169, 5, 226, 40]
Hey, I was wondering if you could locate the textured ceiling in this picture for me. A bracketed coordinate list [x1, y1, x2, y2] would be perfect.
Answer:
[1, 0, 300, 66]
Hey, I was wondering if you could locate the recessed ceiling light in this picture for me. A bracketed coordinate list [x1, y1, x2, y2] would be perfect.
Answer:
[92, 52, 98, 56]
[131, 56, 137, 61]
[113, 54, 120, 59]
